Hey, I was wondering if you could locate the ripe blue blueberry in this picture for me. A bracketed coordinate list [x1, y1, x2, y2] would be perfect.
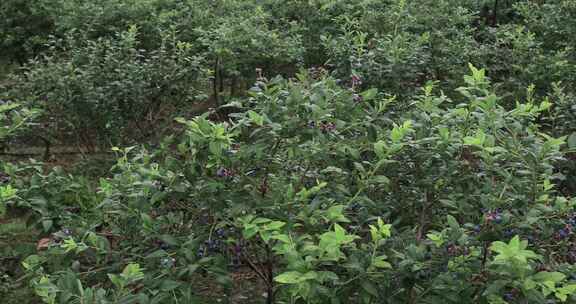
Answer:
[351, 74, 362, 87]
[504, 229, 515, 238]
[473, 225, 481, 233]
[493, 214, 503, 224]
[160, 257, 175, 268]
[485, 210, 504, 224]
[216, 228, 225, 237]
[557, 228, 571, 239]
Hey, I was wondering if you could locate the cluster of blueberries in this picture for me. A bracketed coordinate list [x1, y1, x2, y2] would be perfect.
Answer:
[195, 227, 244, 266]
[197, 228, 226, 258]
[468, 209, 504, 234]
[503, 290, 520, 302]
[567, 247, 576, 264]
[308, 66, 328, 80]
[307, 121, 336, 133]
[556, 213, 576, 240]
[445, 243, 470, 257]
[0, 171, 10, 184]
[351, 74, 363, 88]
[53, 228, 73, 241]
[484, 209, 504, 224]
[154, 228, 229, 268]
[350, 75, 364, 103]
[160, 257, 176, 269]
[216, 167, 235, 179]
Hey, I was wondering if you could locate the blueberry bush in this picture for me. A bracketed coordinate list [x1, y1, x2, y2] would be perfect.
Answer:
[1, 1, 575, 303]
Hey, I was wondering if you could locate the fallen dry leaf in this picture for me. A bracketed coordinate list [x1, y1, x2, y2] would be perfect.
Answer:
[37, 238, 52, 251]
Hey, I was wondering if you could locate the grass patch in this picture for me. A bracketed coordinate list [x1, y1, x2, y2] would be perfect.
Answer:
[0, 217, 38, 303]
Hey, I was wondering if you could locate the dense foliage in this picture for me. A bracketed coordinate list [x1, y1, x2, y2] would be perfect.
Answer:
[1, 0, 575, 303]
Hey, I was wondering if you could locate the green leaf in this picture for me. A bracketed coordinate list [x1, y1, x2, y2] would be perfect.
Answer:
[275, 271, 304, 284]
[369, 175, 390, 185]
[316, 271, 339, 283]
[326, 205, 350, 223]
[390, 121, 412, 143]
[243, 226, 258, 239]
[108, 274, 123, 289]
[159, 235, 178, 246]
[271, 234, 290, 243]
[446, 215, 460, 230]
[247, 110, 264, 126]
[568, 133, 576, 149]
[427, 232, 444, 247]
[265, 221, 286, 230]
[463, 130, 486, 147]
[360, 88, 378, 101]
[372, 256, 391, 269]
[252, 218, 272, 224]
[121, 263, 144, 282]
[533, 272, 566, 283]
[377, 218, 391, 238]
[374, 141, 387, 159]
[361, 281, 379, 297]
[0, 185, 17, 201]
[556, 284, 576, 302]
[490, 236, 540, 265]
[160, 280, 181, 291]
[42, 220, 53, 232]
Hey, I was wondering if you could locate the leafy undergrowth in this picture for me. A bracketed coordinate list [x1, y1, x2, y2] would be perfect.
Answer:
[1, 1, 576, 303]
[0, 217, 37, 303]
[1, 67, 575, 303]
[0, 215, 268, 304]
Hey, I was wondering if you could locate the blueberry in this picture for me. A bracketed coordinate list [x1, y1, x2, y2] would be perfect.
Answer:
[160, 257, 175, 268]
[197, 247, 205, 258]
[504, 229, 516, 238]
[558, 228, 571, 239]
[446, 244, 458, 256]
[0, 172, 10, 184]
[503, 293, 514, 301]
[569, 252, 576, 263]
[215, 228, 225, 238]
[473, 225, 481, 233]
[216, 168, 234, 178]
[351, 75, 362, 87]
[493, 214, 503, 224]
